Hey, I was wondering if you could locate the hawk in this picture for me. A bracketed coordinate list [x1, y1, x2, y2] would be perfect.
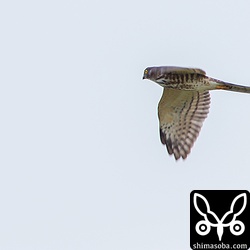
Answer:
[143, 66, 250, 160]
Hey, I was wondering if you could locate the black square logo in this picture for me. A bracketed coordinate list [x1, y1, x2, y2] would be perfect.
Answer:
[190, 190, 250, 249]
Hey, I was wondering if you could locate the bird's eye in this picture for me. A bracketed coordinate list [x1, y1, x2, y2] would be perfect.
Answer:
[144, 69, 148, 75]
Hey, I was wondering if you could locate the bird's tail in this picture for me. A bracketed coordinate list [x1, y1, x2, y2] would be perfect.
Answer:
[214, 81, 250, 94]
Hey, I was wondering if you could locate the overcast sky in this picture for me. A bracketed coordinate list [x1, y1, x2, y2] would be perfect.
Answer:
[1, 0, 250, 249]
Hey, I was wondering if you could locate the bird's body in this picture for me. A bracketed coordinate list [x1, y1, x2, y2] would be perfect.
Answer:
[145, 66, 250, 93]
[143, 66, 250, 160]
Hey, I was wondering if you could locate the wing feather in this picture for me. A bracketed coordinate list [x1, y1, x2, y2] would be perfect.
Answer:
[158, 89, 210, 160]
[155, 66, 206, 76]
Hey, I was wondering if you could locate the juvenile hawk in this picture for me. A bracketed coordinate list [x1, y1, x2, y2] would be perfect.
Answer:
[143, 66, 250, 160]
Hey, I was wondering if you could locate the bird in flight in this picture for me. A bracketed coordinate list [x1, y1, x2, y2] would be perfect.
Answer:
[143, 66, 250, 160]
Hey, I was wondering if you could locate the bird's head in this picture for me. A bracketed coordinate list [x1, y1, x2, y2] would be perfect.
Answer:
[143, 67, 163, 82]
[142, 67, 155, 80]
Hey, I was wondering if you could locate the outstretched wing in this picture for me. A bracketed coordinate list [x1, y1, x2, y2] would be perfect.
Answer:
[158, 89, 210, 160]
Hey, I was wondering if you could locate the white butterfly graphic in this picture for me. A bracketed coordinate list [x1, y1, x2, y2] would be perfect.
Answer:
[193, 193, 247, 241]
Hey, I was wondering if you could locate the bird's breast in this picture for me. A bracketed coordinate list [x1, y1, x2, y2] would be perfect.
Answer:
[155, 73, 212, 91]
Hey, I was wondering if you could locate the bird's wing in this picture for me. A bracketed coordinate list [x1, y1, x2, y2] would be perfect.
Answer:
[159, 66, 206, 76]
[158, 89, 210, 160]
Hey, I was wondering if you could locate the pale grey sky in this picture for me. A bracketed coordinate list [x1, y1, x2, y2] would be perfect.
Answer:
[1, 0, 250, 249]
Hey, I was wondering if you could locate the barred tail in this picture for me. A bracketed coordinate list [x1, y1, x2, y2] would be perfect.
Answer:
[215, 81, 250, 94]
